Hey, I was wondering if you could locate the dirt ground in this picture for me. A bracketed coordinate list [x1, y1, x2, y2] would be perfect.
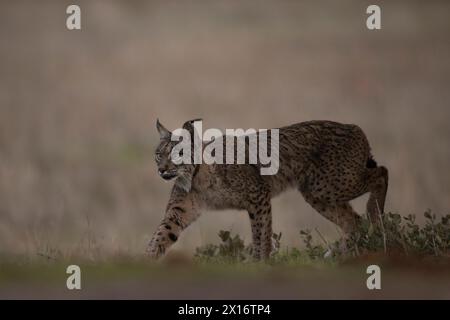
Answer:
[1, 255, 450, 299]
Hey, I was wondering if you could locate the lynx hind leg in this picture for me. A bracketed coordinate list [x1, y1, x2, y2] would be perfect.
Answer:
[302, 192, 361, 234]
[366, 166, 388, 223]
[247, 197, 273, 261]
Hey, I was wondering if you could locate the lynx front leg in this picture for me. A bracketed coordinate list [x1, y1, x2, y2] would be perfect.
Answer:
[247, 197, 273, 261]
[147, 187, 200, 259]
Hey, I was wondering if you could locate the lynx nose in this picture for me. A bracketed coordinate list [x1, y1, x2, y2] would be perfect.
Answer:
[158, 169, 176, 180]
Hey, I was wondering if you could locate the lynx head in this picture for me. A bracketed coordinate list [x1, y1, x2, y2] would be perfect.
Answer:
[155, 118, 201, 192]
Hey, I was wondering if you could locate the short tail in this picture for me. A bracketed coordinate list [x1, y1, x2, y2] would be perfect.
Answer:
[366, 155, 378, 168]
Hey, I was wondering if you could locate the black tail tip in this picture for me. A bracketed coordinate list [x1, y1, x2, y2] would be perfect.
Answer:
[366, 156, 378, 168]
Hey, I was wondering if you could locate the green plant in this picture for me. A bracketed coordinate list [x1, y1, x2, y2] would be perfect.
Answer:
[334, 211, 450, 258]
[194, 212, 450, 264]
[299, 229, 327, 259]
[194, 230, 249, 263]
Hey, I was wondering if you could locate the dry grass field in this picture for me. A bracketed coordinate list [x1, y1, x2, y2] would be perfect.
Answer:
[0, 0, 449, 299]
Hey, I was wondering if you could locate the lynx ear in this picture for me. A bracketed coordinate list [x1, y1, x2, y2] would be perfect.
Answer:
[156, 119, 171, 140]
[182, 118, 202, 132]
[182, 118, 202, 141]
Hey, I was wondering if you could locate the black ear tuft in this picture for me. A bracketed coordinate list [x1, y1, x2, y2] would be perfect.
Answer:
[182, 118, 202, 136]
[182, 118, 202, 129]
[156, 118, 171, 139]
[366, 156, 378, 168]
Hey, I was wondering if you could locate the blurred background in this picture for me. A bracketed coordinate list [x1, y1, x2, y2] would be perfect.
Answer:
[1, 0, 449, 259]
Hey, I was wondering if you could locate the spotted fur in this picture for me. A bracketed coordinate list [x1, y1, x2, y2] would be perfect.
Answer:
[147, 119, 388, 260]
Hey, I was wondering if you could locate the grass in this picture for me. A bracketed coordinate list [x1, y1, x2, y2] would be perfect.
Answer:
[0, 211, 449, 299]
[1, 210, 447, 268]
